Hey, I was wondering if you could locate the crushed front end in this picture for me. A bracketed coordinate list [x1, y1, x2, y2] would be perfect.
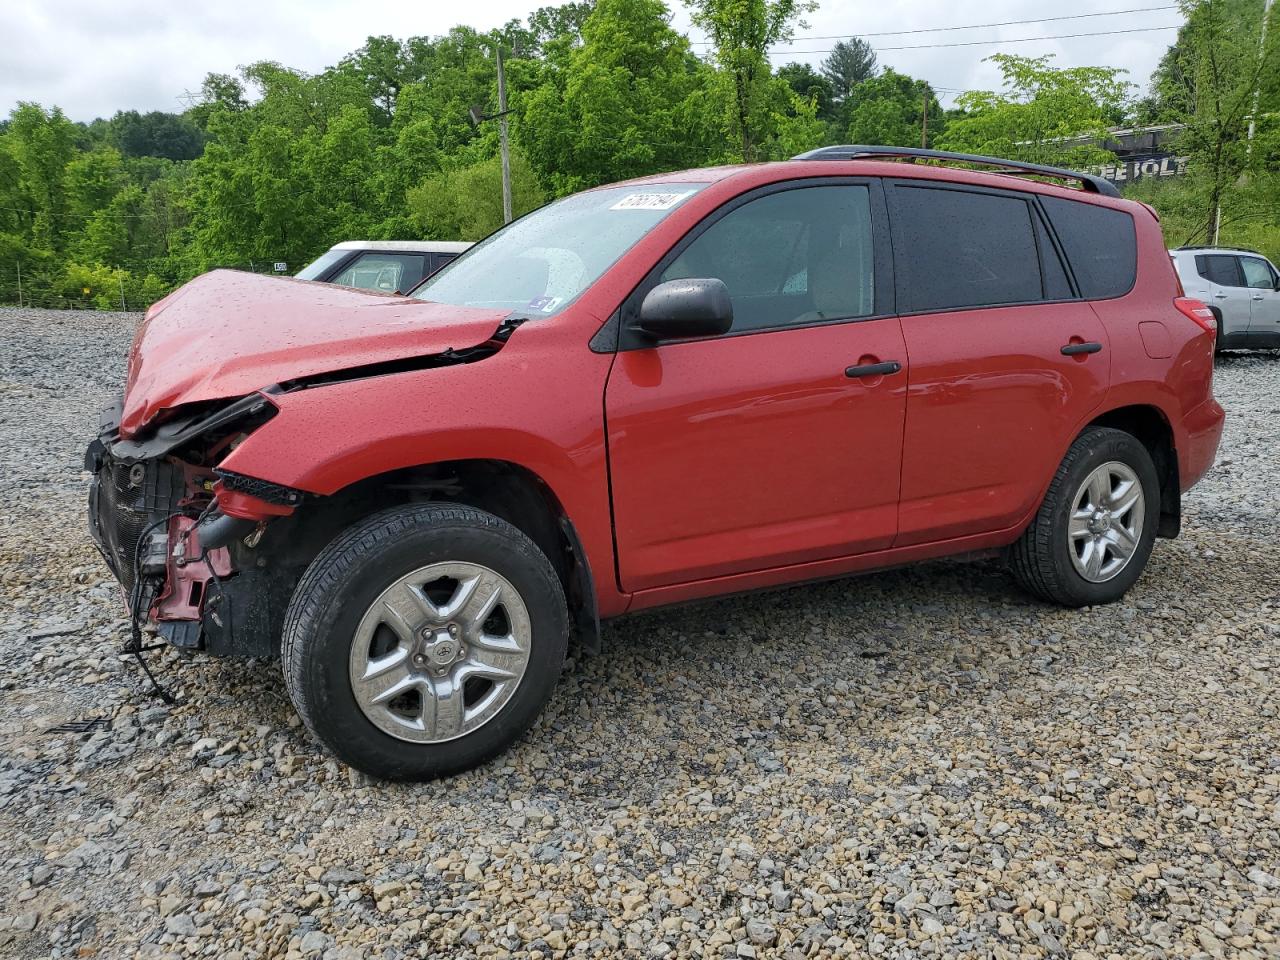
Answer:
[85, 392, 300, 657]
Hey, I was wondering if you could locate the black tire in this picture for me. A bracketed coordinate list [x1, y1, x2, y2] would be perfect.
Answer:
[1009, 427, 1160, 607]
[1213, 310, 1225, 356]
[281, 503, 568, 780]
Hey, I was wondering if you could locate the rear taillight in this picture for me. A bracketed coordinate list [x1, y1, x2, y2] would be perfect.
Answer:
[1174, 297, 1217, 336]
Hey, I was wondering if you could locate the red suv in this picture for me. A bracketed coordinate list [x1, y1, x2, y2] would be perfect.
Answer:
[87, 147, 1224, 780]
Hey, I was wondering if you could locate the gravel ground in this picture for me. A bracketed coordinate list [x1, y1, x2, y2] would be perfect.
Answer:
[1, 305, 1278, 960]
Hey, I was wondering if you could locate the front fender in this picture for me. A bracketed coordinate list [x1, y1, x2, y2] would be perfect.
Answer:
[216, 335, 627, 615]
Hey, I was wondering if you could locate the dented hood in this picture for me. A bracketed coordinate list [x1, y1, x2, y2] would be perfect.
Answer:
[120, 270, 510, 436]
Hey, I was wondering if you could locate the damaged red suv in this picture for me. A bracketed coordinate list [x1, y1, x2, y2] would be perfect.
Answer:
[87, 147, 1224, 780]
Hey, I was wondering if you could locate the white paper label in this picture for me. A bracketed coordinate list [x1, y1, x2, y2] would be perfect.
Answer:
[610, 191, 695, 211]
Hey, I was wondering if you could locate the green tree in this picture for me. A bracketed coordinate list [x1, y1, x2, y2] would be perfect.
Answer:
[776, 62, 837, 123]
[683, 0, 815, 160]
[407, 150, 544, 239]
[5, 104, 77, 249]
[107, 110, 205, 160]
[937, 54, 1133, 166]
[521, 0, 720, 193]
[845, 70, 945, 148]
[821, 37, 877, 105]
[1155, 0, 1279, 243]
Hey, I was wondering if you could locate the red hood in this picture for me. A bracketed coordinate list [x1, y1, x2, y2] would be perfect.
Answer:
[120, 270, 509, 436]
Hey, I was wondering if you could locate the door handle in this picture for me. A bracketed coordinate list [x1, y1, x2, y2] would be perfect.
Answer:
[1214, 293, 1229, 299]
[1252, 295, 1265, 301]
[845, 360, 902, 378]
[1060, 341, 1103, 356]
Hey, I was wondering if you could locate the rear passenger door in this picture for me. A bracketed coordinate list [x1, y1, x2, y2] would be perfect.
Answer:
[887, 182, 1112, 546]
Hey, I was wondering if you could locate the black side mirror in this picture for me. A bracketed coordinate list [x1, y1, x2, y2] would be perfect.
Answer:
[635, 278, 733, 340]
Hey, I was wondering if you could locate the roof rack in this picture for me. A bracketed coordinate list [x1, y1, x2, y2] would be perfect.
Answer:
[1174, 244, 1263, 255]
[792, 145, 1121, 199]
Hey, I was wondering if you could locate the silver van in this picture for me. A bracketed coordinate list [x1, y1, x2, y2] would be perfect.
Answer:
[296, 241, 473, 294]
[1169, 246, 1280, 351]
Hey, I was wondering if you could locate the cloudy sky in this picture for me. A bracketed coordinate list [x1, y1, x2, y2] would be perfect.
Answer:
[4, 0, 1182, 122]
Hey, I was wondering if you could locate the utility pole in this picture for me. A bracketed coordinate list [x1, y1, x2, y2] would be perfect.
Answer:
[921, 90, 929, 149]
[1246, 0, 1275, 159]
[118, 275, 127, 312]
[497, 46, 513, 225]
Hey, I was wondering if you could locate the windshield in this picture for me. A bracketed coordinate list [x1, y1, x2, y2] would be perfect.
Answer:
[295, 249, 348, 280]
[412, 184, 707, 316]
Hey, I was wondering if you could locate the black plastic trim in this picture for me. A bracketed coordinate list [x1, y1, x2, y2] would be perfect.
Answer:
[794, 145, 1121, 198]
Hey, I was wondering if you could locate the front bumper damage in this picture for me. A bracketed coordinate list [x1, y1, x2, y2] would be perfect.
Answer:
[86, 397, 300, 657]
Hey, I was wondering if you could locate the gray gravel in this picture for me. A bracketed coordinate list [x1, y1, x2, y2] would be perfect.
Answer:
[1, 304, 1278, 960]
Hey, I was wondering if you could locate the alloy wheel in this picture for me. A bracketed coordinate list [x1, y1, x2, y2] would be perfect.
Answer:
[1067, 461, 1145, 583]
[348, 561, 532, 743]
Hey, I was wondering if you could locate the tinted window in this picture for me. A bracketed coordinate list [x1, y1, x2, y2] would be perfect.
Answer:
[1033, 209, 1073, 300]
[333, 254, 426, 293]
[894, 186, 1041, 312]
[660, 185, 875, 332]
[1240, 257, 1276, 290]
[1196, 254, 1244, 288]
[1041, 197, 1137, 299]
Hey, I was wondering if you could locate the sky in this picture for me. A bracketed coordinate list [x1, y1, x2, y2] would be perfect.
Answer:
[2, 0, 1183, 122]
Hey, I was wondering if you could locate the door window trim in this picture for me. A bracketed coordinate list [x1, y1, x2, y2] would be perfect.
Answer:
[884, 178, 1086, 316]
[611, 177, 896, 352]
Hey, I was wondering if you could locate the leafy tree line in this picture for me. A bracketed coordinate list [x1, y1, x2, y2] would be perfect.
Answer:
[0, 0, 1275, 310]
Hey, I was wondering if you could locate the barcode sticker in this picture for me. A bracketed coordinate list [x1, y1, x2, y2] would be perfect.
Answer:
[610, 191, 695, 211]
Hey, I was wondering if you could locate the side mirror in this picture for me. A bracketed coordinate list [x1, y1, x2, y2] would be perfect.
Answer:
[636, 278, 733, 340]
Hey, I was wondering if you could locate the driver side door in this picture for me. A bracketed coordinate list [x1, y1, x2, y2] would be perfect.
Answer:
[604, 180, 908, 593]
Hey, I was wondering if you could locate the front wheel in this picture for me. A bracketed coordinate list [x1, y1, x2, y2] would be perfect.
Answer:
[281, 503, 568, 780]
[1010, 427, 1160, 607]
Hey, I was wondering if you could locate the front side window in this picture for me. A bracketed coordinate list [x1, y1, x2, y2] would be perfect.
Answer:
[659, 185, 875, 332]
[414, 184, 707, 317]
[894, 185, 1042, 312]
[1240, 256, 1277, 290]
[1196, 254, 1244, 288]
[333, 254, 427, 293]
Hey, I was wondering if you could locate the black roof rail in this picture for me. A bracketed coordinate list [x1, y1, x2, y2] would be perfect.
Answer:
[792, 145, 1121, 199]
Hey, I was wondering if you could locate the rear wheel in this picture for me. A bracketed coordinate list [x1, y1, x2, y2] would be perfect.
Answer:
[1010, 427, 1160, 607]
[282, 503, 568, 780]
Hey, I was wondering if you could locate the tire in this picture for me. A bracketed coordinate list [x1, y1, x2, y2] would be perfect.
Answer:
[282, 503, 568, 780]
[1009, 427, 1160, 607]
[1212, 310, 1225, 356]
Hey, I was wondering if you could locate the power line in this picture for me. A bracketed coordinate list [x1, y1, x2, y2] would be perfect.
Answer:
[768, 24, 1182, 56]
[692, 6, 1178, 45]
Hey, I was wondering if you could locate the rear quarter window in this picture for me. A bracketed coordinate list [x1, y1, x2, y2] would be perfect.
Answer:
[1041, 197, 1137, 300]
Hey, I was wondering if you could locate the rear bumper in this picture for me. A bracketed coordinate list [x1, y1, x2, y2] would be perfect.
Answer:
[1179, 397, 1225, 492]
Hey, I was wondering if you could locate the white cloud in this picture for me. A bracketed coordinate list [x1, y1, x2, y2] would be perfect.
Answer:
[2, 0, 1177, 121]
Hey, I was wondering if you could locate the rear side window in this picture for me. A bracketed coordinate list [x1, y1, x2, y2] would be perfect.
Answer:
[893, 185, 1042, 312]
[1041, 197, 1137, 299]
[333, 253, 427, 293]
[1195, 254, 1244, 287]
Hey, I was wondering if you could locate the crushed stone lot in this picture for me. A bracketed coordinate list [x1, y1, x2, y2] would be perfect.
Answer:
[1, 304, 1278, 960]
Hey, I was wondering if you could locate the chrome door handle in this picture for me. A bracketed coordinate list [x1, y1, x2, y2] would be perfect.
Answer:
[1214, 293, 1229, 299]
[1252, 295, 1265, 301]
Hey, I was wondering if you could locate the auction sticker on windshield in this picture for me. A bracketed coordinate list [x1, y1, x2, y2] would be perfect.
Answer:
[610, 191, 695, 211]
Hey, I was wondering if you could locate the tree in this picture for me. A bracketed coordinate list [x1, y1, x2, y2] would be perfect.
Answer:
[821, 38, 877, 105]
[937, 54, 1133, 167]
[683, 0, 815, 160]
[1153, 0, 1279, 243]
[776, 62, 837, 123]
[521, 0, 720, 193]
[845, 69, 944, 148]
[408, 150, 544, 239]
[108, 110, 205, 160]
